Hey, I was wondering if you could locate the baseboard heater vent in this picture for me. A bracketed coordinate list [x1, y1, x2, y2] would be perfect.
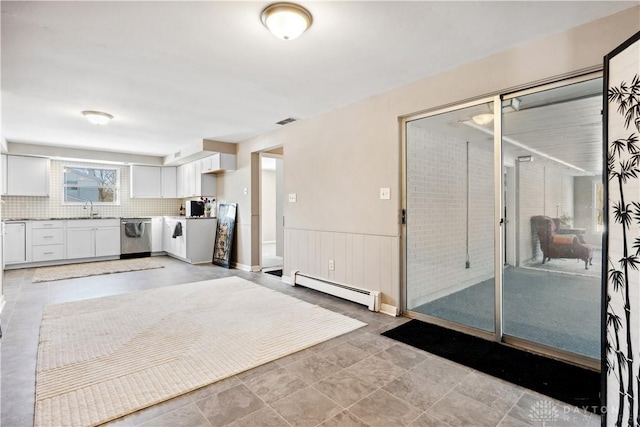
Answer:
[292, 270, 380, 312]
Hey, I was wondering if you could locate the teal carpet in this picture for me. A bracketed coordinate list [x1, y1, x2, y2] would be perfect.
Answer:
[411, 267, 600, 359]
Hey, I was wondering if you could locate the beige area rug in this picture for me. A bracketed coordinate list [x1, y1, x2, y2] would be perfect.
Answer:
[35, 276, 366, 427]
[32, 258, 165, 283]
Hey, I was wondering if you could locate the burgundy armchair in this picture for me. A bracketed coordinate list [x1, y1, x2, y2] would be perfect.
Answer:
[531, 215, 594, 269]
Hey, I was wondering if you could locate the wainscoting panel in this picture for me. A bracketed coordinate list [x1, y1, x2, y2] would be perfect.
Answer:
[284, 228, 399, 307]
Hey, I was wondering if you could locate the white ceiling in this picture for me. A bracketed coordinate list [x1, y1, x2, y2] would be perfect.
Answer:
[1, 1, 636, 157]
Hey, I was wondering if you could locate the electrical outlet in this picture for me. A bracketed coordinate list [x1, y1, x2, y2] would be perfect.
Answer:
[288, 193, 297, 203]
[380, 188, 390, 200]
[328, 260, 335, 271]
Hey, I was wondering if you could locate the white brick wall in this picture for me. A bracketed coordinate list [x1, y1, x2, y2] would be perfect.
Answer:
[517, 161, 574, 264]
[2, 160, 182, 219]
[406, 124, 494, 308]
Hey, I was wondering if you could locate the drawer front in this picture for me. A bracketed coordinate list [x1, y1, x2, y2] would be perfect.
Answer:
[67, 219, 120, 228]
[32, 221, 64, 229]
[32, 244, 64, 262]
[32, 228, 64, 245]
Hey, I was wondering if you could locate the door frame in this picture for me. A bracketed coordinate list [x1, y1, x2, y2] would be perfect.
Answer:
[259, 152, 284, 270]
[252, 148, 285, 272]
[400, 72, 603, 370]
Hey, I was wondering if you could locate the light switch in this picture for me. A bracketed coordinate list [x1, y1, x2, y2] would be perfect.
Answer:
[243, 188, 248, 195]
[380, 188, 391, 200]
[288, 193, 297, 203]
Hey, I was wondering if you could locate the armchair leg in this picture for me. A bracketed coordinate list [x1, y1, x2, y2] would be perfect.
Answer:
[584, 259, 589, 270]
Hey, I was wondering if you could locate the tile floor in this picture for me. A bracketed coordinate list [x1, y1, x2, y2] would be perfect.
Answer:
[1, 256, 598, 427]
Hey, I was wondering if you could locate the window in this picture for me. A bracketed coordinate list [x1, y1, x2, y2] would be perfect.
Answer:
[63, 167, 119, 204]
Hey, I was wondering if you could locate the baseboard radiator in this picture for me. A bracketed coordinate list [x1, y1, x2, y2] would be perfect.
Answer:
[291, 270, 381, 312]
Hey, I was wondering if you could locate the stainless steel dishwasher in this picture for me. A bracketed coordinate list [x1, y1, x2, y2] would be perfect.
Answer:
[120, 218, 152, 258]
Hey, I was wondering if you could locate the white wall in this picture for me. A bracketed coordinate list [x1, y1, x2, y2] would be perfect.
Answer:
[275, 158, 284, 257]
[261, 169, 276, 243]
[216, 8, 638, 308]
[0, 139, 5, 313]
[1, 160, 181, 219]
[517, 161, 575, 264]
[574, 176, 603, 246]
[406, 125, 494, 308]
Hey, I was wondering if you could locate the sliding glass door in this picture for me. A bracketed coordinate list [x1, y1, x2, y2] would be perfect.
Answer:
[501, 78, 603, 362]
[405, 101, 497, 335]
[403, 75, 603, 367]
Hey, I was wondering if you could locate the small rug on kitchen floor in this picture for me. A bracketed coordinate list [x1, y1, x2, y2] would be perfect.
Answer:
[35, 276, 366, 427]
[32, 258, 164, 283]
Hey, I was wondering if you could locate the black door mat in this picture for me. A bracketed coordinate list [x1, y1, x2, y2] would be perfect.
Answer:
[382, 319, 602, 414]
[265, 269, 282, 277]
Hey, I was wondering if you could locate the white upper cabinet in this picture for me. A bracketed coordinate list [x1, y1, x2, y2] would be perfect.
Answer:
[1, 154, 7, 196]
[161, 167, 177, 198]
[6, 155, 50, 196]
[201, 153, 236, 173]
[130, 165, 161, 198]
[131, 165, 178, 199]
[177, 162, 215, 198]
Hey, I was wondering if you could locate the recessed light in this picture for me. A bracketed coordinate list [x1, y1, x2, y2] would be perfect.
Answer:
[471, 113, 494, 126]
[82, 110, 113, 125]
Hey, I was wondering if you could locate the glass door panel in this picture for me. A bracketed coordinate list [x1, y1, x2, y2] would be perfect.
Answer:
[501, 78, 603, 359]
[405, 103, 496, 333]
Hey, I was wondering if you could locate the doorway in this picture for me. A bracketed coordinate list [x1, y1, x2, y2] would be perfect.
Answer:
[260, 152, 284, 271]
[402, 74, 603, 368]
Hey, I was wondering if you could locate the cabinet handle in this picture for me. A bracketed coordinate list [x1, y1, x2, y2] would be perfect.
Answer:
[43, 235, 53, 238]
[43, 252, 53, 255]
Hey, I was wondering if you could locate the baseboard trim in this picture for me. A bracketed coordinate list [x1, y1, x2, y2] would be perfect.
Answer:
[282, 275, 293, 285]
[380, 303, 398, 317]
[230, 262, 262, 272]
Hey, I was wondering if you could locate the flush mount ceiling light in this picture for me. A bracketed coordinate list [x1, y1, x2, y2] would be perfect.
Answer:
[471, 113, 494, 126]
[82, 110, 113, 126]
[261, 2, 312, 40]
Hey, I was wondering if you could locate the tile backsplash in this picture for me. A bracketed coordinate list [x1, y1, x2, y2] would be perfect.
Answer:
[2, 160, 182, 219]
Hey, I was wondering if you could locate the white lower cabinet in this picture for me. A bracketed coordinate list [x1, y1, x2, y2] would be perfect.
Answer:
[32, 220, 64, 262]
[66, 219, 120, 259]
[4, 222, 27, 265]
[151, 217, 164, 253]
[95, 227, 121, 257]
[163, 217, 186, 259]
[162, 217, 215, 263]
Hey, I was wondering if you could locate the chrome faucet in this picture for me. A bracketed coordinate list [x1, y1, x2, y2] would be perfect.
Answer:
[83, 200, 98, 217]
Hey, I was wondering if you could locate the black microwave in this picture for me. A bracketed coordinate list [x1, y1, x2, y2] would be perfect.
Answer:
[190, 200, 205, 217]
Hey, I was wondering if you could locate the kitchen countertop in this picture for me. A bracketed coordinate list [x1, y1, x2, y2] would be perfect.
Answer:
[3, 216, 217, 221]
[3, 217, 120, 221]
[165, 216, 217, 220]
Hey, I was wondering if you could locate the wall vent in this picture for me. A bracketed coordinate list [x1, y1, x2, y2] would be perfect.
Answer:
[174, 151, 181, 158]
[276, 117, 297, 125]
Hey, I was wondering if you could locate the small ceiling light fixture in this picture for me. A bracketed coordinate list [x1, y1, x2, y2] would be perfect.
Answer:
[261, 2, 312, 40]
[471, 113, 494, 126]
[82, 110, 113, 126]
